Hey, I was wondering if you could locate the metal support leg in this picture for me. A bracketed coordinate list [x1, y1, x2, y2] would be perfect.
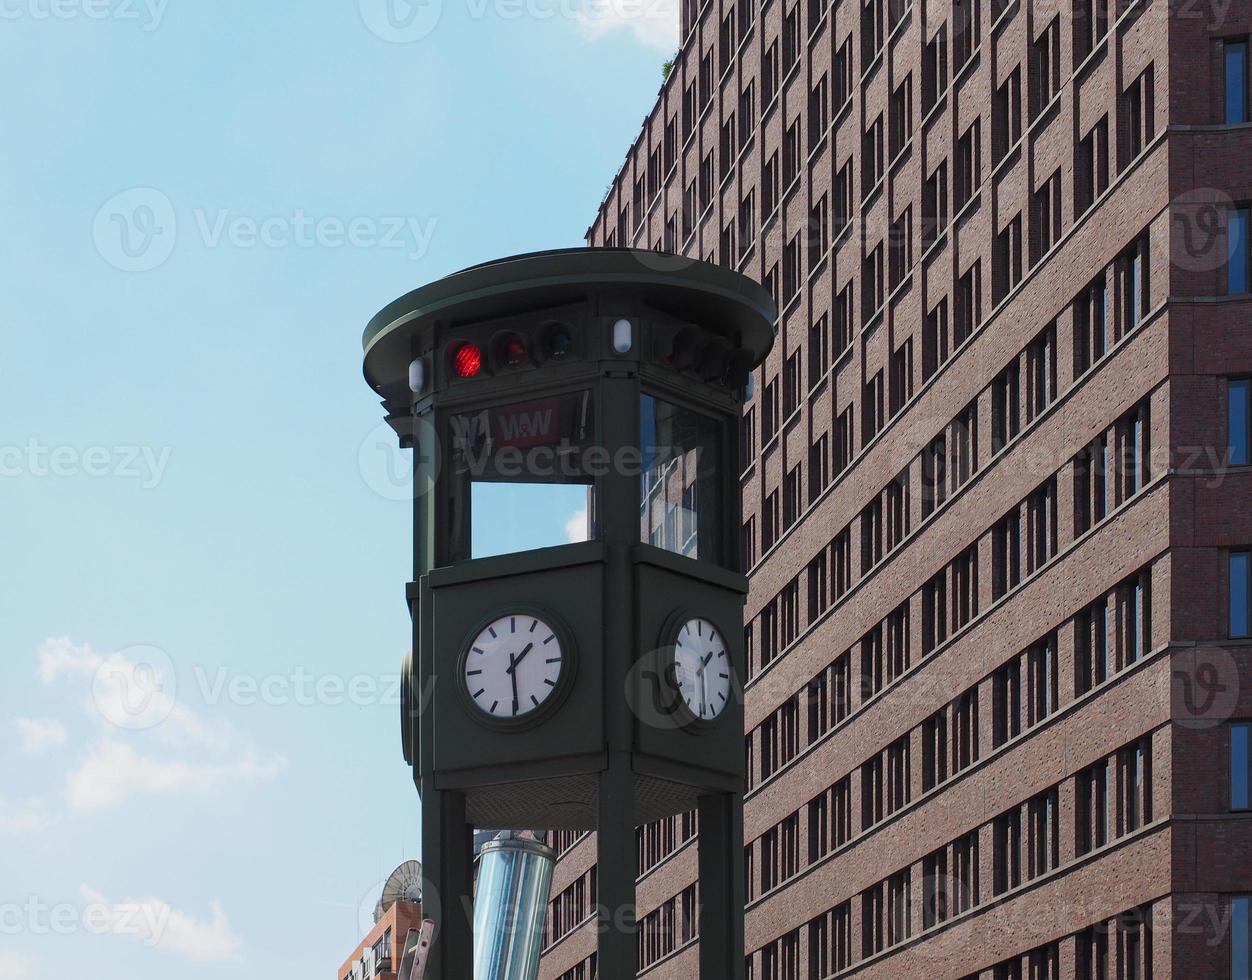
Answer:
[698, 791, 744, 980]
[597, 759, 637, 980]
[421, 782, 474, 980]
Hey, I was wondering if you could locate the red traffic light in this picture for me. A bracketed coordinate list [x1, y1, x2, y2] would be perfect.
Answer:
[497, 332, 529, 368]
[451, 342, 483, 378]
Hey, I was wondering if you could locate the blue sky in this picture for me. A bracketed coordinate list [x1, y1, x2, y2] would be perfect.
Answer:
[0, 2, 674, 975]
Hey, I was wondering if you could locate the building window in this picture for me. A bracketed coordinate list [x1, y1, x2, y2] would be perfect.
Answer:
[1032, 171, 1062, 263]
[1229, 206, 1250, 295]
[952, 687, 979, 773]
[1233, 550, 1251, 638]
[889, 209, 912, 293]
[1075, 598, 1109, 695]
[1073, 0, 1109, 65]
[952, 0, 979, 71]
[922, 569, 947, 653]
[1231, 378, 1251, 465]
[1076, 760, 1109, 855]
[808, 902, 852, 975]
[992, 360, 1021, 453]
[922, 847, 948, 926]
[1074, 435, 1108, 535]
[1077, 116, 1110, 216]
[922, 27, 948, 112]
[1026, 634, 1057, 726]
[951, 544, 978, 631]
[992, 67, 1021, 164]
[1233, 895, 1251, 980]
[956, 262, 981, 343]
[993, 508, 1022, 599]
[1117, 909, 1151, 980]
[922, 708, 947, 790]
[955, 121, 980, 211]
[1227, 39, 1249, 124]
[1117, 738, 1151, 835]
[993, 657, 1022, 747]
[1030, 18, 1060, 118]
[1119, 67, 1154, 170]
[1025, 788, 1058, 880]
[993, 213, 1023, 303]
[994, 808, 1022, 894]
[862, 114, 884, 197]
[923, 297, 950, 380]
[1074, 274, 1108, 373]
[1025, 478, 1056, 574]
[1233, 722, 1250, 810]
[1117, 401, 1149, 502]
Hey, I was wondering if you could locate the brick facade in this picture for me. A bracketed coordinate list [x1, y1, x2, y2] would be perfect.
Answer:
[543, 0, 1252, 977]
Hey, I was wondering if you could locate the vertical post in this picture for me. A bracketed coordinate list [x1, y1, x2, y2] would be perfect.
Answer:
[597, 367, 640, 979]
[420, 783, 474, 980]
[698, 791, 744, 980]
[597, 759, 637, 979]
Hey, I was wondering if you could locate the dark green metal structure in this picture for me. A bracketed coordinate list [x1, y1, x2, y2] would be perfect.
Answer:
[362, 248, 775, 979]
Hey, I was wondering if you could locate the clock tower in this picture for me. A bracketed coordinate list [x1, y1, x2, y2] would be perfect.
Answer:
[361, 249, 775, 979]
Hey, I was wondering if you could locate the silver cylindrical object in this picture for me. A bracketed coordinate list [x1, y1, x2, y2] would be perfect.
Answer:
[472, 833, 556, 980]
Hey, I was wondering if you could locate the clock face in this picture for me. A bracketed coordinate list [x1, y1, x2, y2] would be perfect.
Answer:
[672, 617, 731, 722]
[462, 613, 566, 722]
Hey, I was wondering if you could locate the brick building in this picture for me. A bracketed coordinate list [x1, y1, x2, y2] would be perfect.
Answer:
[338, 900, 425, 980]
[540, 0, 1252, 977]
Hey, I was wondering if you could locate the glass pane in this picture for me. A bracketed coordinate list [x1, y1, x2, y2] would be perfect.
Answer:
[1235, 895, 1251, 980]
[1231, 208, 1250, 295]
[470, 483, 591, 559]
[1234, 723, 1251, 809]
[640, 394, 723, 564]
[1227, 42, 1248, 124]
[1233, 551, 1251, 638]
[447, 391, 596, 561]
[1231, 379, 1250, 466]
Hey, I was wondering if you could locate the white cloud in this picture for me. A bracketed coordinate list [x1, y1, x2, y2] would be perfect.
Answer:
[36, 636, 102, 683]
[28, 637, 286, 815]
[65, 739, 286, 812]
[14, 718, 67, 755]
[79, 885, 241, 960]
[574, 0, 679, 52]
[0, 950, 39, 979]
[0, 796, 49, 836]
[564, 507, 590, 543]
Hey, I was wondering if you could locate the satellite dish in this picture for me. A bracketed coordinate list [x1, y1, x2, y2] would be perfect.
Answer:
[374, 860, 423, 923]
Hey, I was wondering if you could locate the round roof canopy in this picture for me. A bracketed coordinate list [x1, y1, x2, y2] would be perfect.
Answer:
[361, 248, 776, 394]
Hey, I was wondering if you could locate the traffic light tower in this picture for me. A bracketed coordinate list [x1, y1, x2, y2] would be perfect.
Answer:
[361, 249, 775, 979]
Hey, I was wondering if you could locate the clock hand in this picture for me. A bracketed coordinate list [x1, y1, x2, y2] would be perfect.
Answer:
[508, 653, 519, 715]
[509, 642, 535, 672]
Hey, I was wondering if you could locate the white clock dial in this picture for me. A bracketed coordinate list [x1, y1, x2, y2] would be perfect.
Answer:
[463, 614, 565, 721]
[673, 617, 731, 721]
